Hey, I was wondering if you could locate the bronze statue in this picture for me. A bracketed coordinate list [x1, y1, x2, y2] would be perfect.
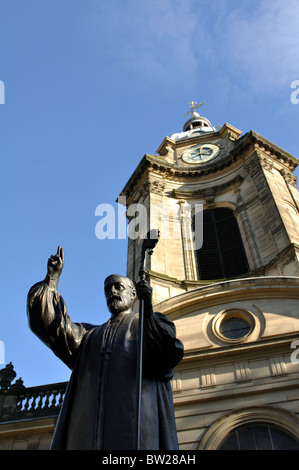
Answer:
[27, 246, 184, 450]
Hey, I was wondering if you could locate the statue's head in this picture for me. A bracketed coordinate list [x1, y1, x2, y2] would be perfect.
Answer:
[104, 274, 136, 316]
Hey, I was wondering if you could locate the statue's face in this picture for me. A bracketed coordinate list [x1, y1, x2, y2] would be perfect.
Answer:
[104, 275, 136, 316]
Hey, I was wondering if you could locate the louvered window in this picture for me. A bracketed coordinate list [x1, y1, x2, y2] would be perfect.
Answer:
[195, 208, 249, 280]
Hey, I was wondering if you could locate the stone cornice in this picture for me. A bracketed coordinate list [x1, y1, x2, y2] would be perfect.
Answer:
[118, 130, 298, 204]
[232, 130, 299, 171]
[181, 334, 299, 365]
[172, 174, 244, 200]
[155, 276, 299, 319]
[118, 152, 239, 203]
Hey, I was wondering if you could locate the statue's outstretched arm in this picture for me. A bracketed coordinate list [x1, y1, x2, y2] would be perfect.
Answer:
[27, 246, 88, 369]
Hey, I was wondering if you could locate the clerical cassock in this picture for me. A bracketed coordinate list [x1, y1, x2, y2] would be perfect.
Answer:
[27, 280, 184, 450]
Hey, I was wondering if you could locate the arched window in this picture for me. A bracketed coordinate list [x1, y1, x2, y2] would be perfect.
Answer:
[219, 423, 299, 450]
[198, 407, 299, 450]
[195, 208, 249, 280]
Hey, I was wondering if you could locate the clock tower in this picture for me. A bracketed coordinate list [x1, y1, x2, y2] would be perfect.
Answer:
[119, 103, 299, 450]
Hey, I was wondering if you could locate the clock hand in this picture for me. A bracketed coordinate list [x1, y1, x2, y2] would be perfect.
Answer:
[201, 147, 213, 156]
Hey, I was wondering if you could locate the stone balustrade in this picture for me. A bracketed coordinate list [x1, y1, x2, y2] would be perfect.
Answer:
[0, 363, 67, 423]
[13, 382, 67, 420]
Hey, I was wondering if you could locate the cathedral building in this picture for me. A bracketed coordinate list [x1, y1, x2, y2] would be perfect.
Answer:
[1, 105, 299, 450]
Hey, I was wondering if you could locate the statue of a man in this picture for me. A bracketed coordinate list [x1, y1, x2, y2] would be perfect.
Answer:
[27, 246, 184, 450]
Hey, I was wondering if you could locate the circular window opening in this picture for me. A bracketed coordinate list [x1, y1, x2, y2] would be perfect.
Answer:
[220, 316, 251, 340]
[212, 309, 255, 344]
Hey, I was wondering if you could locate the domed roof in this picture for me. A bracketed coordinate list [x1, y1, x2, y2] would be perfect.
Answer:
[183, 111, 213, 132]
[170, 102, 219, 141]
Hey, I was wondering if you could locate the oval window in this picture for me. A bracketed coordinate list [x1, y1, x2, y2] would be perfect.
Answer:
[220, 316, 251, 340]
[212, 309, 255, 344]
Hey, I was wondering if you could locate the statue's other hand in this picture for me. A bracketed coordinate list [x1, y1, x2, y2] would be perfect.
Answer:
[47, 246, 64, 280]
[136, 280, 153, 305]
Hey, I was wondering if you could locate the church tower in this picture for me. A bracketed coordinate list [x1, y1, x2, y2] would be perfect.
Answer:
[119, 103, 299, 450]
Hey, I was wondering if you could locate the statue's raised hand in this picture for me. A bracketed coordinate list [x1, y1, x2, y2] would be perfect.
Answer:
[46, 246, 64, 288]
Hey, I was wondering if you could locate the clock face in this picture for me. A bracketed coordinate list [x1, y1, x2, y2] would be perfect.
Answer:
[181, 143, 220, 164]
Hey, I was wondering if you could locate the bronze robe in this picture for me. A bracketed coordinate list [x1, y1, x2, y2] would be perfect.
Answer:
[27, 281, 184, 450]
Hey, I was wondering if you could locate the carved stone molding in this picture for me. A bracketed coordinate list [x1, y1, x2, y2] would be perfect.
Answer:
[280, 168, 298, 186]
[172, 175, 244, 200]
[149, 178, 166, 195]
[233, 130, 298, 172]
[160, 146, 173, 156]
[259, 155, 274, 171]
[244, 153, 274, 176]
[136, 177, 166, 199]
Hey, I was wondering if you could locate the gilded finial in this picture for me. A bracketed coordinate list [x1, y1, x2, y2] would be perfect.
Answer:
[184, 101, 205, 117]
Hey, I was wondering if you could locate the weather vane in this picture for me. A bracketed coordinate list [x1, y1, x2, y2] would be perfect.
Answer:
[184, 100, 204, 117]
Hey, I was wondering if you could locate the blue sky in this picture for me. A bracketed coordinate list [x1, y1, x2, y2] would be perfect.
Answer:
[0, 0, 299, 387]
